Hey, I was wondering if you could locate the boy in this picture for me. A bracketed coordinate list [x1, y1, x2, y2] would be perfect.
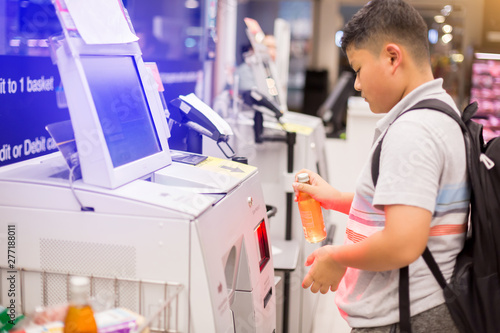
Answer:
[293, 0, 469, 331]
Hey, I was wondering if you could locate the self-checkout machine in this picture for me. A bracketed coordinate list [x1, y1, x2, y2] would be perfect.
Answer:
[0, 1, 276, 332]
[205, 17, 332, 333]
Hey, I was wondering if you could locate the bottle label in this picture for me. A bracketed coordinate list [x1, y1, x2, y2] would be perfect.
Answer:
[298, 197, 326, 243]
[299, 210, 314, 227]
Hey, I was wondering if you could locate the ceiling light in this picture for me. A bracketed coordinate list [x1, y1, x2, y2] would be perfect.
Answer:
[428, 29, 438, 44]
[475, 53, 500, 60]
[442, 25, 453, 34]
[335, 31, 343, 48]
[441, 5, 453, 16]
[451, 53, 464, 63]
[434, 15, 446, 24]
[442, 34, 453, 44]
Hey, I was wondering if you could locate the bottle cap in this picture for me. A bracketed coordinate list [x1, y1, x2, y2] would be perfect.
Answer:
[69, 276, 90, 304]
[70, 276, 90, 292]
[297, 173, 310, 183]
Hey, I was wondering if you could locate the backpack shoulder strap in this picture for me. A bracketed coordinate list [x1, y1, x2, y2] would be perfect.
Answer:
[370, 99, 464, 333]
[371, 99, 463, 187]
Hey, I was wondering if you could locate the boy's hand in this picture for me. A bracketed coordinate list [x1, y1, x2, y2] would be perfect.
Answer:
[302, 245, 347, 294]
[292, 169, 339, 210]
[292, 169, 353, 215]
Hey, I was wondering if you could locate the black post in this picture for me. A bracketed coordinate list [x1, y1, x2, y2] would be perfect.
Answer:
[283, 131, 296, 333]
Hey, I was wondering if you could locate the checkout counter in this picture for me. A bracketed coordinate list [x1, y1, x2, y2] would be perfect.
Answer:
[0, 1, 277, 332]
[0, 152, 276, 333]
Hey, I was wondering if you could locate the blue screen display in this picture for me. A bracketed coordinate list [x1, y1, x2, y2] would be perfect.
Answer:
[80, 56, 161, 168]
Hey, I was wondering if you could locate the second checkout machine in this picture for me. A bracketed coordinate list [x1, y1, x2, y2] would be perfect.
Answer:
[205, 18, 333, 333]
[0, 1, 277, 332]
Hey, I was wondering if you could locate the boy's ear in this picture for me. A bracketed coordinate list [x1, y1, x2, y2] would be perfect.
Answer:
[384, 43, 402, 74]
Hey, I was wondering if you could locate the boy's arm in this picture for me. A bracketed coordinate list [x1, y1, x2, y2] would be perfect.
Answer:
[302, 204, 431, 294]
[293, 169, 354, 215]
[331, 192, 354, 215]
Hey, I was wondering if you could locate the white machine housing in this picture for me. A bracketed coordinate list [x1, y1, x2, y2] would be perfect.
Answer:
[0, 153, 276, 333]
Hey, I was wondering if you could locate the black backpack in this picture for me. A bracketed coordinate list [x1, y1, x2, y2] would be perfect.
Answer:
[371, 99, 500, 333]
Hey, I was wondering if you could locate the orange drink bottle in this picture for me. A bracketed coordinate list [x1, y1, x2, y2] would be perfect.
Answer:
[64, 276, 97, 333]
[297, 173, 327, 243]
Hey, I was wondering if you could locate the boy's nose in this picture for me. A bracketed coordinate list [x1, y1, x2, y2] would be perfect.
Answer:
[354, 76, 361, 92]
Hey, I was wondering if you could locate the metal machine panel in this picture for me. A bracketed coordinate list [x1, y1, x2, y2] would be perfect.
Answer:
[194, 171, 276, 333]
[225, 110, 330, 333]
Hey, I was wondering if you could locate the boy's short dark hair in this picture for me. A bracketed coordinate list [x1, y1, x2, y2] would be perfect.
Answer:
[341, 0, 430, 64]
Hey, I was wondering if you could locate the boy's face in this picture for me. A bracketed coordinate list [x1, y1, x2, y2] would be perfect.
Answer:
[346, 45, 401, 114]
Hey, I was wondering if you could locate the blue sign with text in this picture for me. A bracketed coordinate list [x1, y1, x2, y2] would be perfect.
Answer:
[0, 55, 70, 167]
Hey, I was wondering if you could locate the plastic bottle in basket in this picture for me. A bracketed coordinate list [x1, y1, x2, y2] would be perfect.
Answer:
[64, 276, 97, 333]
[297, 172, 327, 243]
